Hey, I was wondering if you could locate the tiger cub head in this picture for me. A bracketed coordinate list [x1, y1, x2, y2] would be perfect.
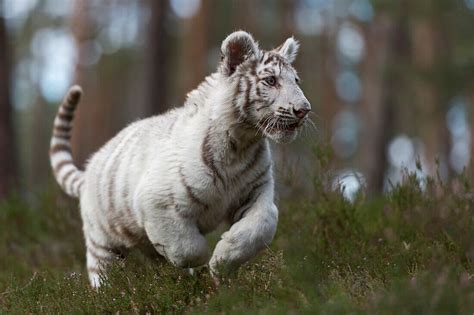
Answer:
[220, 31, 311, 144]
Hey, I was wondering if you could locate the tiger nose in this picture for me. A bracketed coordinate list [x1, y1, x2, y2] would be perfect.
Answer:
[293, 102, 311, 119]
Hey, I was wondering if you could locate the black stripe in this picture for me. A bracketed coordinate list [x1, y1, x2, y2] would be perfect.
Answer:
[168, 116, 178, 135]
[179, 168, 209, 210]
[237, 142, 264, 177]
[89, 238, 113, 253]
[108, 148, 120, 215]
[63, 102, 77, 111]
[53, 132, 71, 140]
[99, 131, 132, 237]
[66, 91, 81, 106]
[87, 267, 101, 274]
[54, 125, 72, 133]
[264, 55, 274, 65]
[250, 59, 257, 76]
[97, 219, 113, 239]
[61, 169, 76, 186]
[110, 224, 126, 241]
[228, 160, 271, 222]
[58, 111, 74, 121]
[202, 129, 225, 187]
[121, 140, 136, 221]
[245, 163, 271, 188]
[118, 225, 140, 244]
[54, 159, 72, 174]
[250, 179, 269, 196]
[77, 179, 84, 193]
[232, 178, 269, 223]
[243, 76, 251, 110]
[50, 143, 71, 154]
[256, 103, 271, 112]
[232, 76, 244, 111]
[88, 247, 112, 262]
[69, 175, 81, 194]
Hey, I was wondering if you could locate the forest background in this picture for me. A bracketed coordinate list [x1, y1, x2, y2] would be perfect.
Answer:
[0, 0, 473, 313]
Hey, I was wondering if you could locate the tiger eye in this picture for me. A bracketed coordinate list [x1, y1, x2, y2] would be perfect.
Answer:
[265, 76, 277, 86]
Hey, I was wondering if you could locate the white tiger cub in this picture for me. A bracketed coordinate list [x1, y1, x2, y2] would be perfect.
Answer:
[50, 31, 311, 288]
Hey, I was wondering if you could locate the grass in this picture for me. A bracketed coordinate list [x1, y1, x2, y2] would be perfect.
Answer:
[1, 156, 473, 313]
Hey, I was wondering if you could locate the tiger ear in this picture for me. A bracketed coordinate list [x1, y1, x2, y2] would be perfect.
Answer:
[220, 31, 259, 76]
[276, 37, 299, 63]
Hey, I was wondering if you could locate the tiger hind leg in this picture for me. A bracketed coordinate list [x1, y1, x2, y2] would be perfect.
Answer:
[84, 230, 127, 288]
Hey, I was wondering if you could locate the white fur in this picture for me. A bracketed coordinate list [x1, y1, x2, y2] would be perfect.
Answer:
[50, 31, 311, 288]
[277, 37, 300, 63]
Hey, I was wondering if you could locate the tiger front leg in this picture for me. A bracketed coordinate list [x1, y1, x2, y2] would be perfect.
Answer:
[144, 215, 210, 269]
[209, 184, 278, 276]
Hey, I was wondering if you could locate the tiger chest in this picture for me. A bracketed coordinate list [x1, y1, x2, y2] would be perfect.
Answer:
[178, 169, 253, 234]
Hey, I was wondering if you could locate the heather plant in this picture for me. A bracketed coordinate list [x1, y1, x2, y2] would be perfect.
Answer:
[1, 154, 473, 313]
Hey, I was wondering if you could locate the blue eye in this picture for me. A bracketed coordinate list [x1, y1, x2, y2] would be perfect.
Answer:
[264, 76, 276, 86]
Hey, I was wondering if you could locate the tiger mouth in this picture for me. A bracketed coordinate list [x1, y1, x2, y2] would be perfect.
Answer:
[262, 120, 302, 133]
[272, 121, 299, 132]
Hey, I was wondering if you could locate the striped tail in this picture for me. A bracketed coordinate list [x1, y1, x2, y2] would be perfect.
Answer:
[49, 85, 84, 198]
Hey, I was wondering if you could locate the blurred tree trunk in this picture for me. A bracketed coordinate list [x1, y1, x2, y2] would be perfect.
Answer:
[280, 0, 296, 37]
[70, 0, 103, 166]
[318, 32, 342, 168]
[0, 16, 17, 198]
[411, 17, 450, 176]
[70, 1, 140, 166]
[234, 0, 261, 39]
[469, 90, 474, 165]
[70, 1, 172, 165]
[358, 15, 394, 193]
[29, 99, 50, 189]
[177, 0, 208, 100]
[146, 0, 171, 114]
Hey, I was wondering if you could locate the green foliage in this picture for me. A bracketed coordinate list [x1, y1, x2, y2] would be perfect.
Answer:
[1, 166, 473, 313]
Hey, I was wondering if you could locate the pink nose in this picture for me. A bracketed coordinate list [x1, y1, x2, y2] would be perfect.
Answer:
[293, 102, 311, 118]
